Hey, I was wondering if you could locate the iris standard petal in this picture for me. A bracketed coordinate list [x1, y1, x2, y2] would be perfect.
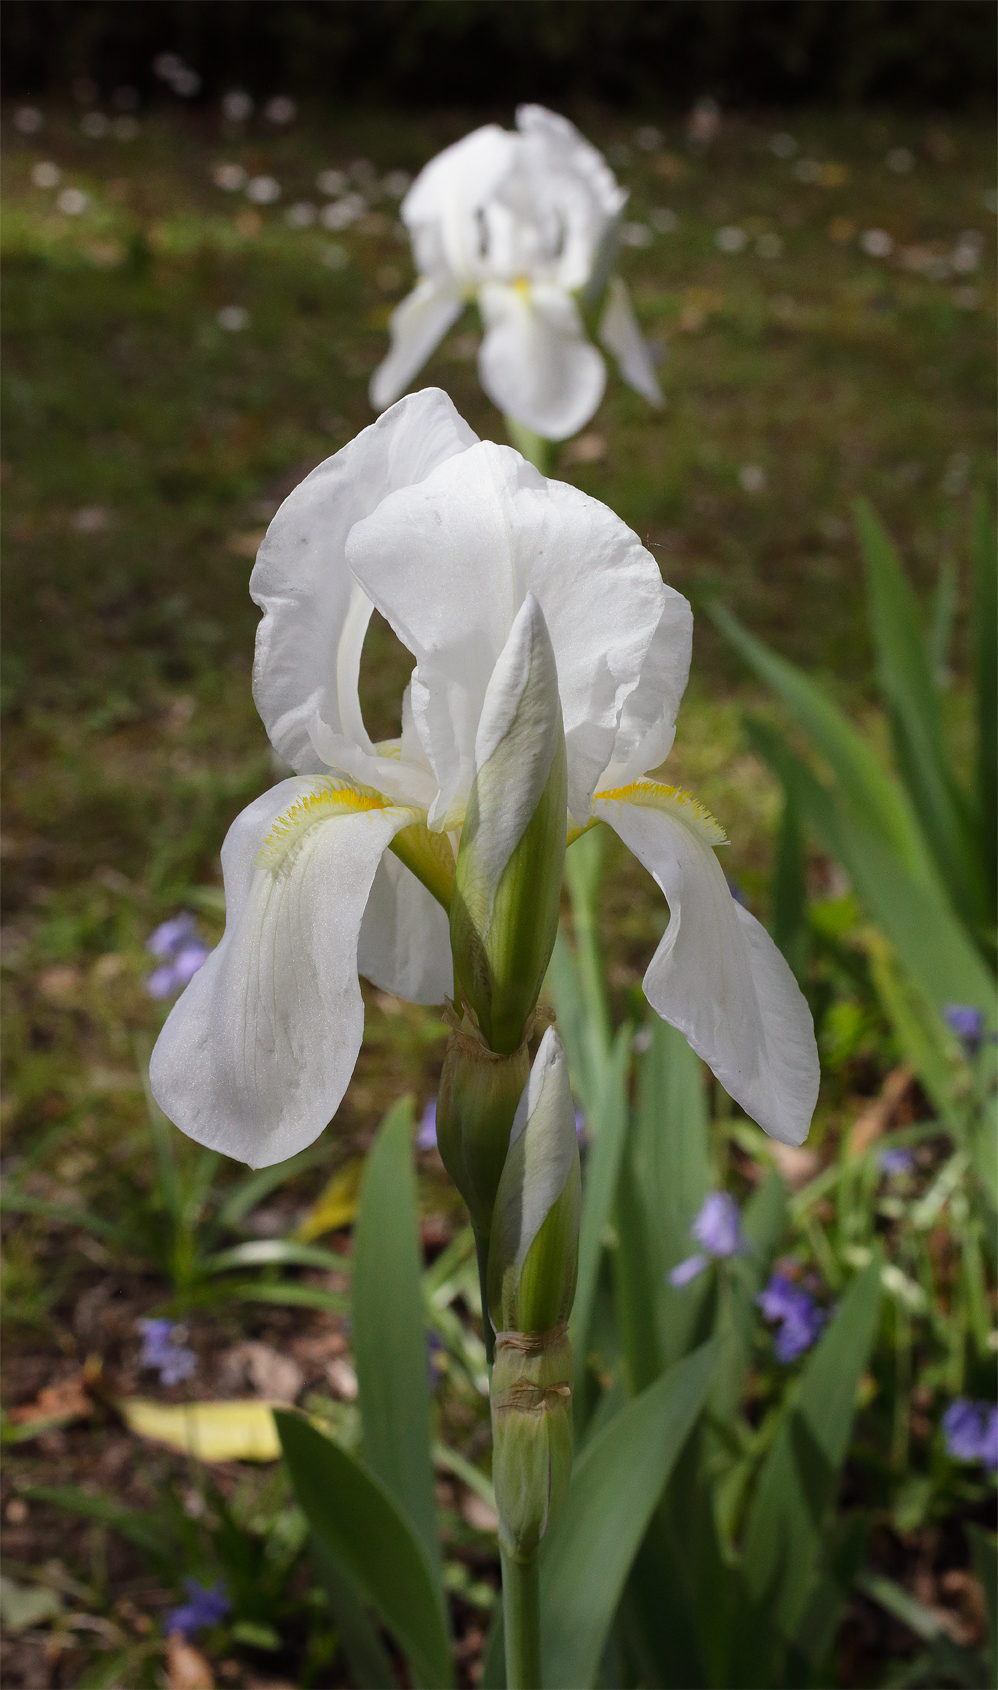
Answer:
[402, 124, 516, 283]
[250, 389, 478, 776]
[598, 276, 664, 408]
[369, 277, 465, 411]
[345, 440, 671, 827]
[595, 783, 820, 1146]
[149, 778, 422, 1167]
[357, 850, 453, 1004]
[477, 282, 607, 441]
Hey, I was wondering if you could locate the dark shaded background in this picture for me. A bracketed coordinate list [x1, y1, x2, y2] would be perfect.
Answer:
[3, 0, 996, 111]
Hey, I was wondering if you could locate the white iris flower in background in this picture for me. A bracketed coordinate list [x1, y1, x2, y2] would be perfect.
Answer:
[150, 389, 818, 1168]
[369, 106, 664, 441]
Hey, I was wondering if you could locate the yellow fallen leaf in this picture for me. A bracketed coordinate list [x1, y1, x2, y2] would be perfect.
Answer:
[117, 1398, 281, 1462]
[294, 1158, 362, 1242]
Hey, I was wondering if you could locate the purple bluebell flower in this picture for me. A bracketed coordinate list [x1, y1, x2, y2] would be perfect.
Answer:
[137, 1317, 196, 1386]
[879, 1146, 916, 1176]
[942, 1399, 998, 1471]
[165, 1579, 231, 1638]
[145, 913, 209, 1000]
[757, 1270, 827, 1362]
[668, 1191, 746, 1287]
[943, 1004, 987, 1054]
[416, 1096, 438, 1151]
[427, 1330, 446, 1389]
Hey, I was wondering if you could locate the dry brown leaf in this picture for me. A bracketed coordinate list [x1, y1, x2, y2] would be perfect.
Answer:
[8, 1372, 92, 1428]
[166, 1632, 215, 1690]
[847, 1066, 915, 1159]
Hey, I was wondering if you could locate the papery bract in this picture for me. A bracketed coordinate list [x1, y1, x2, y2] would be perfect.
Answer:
[370, 106, 663, 440]
[150, 388, 819, 1168]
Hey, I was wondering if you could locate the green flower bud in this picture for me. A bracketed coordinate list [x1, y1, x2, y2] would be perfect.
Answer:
[487, 1029, 581, 1335]
[450, 594, 567, 1055]
[490, 1326, 573, 1561]
[436, 1011, 531, 1242]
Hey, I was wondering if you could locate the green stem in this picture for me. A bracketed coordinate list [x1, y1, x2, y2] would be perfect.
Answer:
[501, 1545, 542, 1689]
[503, 415, 559, 478]
[476, 1230, 495, 1369]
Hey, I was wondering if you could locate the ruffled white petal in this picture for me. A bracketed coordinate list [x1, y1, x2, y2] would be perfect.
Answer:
[346, 440, 671, 827]
[149, 779, 422, 1167]
[598, 277, 664, 408]
[402, 125, 516, 284]
[477, 283, 606, 440]
[250, 390, 477, 779]
[595, 788, 819, 1146]
[369, 278, 465, 411]
[356, 850, 453, 1004]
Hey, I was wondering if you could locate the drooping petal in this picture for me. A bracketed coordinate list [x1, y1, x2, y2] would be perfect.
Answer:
[598, 276, 664, 408]
[346, 440, 672, 827]
[250, 389, 477, 779]
[149, 778, 422, 1167]
[595, 784, 820, 1145]
[369, 277, 465, 411]
[477, 282, 606, 441]
[356, 850, 453, 1004]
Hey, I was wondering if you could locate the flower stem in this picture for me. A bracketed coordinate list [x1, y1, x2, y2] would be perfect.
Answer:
[504, 415, 558, 478]
[501, 1545, 542, 1689]
[476, 1230, 495, 1368]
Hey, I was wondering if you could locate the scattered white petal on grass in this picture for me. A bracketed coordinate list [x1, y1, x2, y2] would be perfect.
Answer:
[620, 221, 653, 248]
[951, 231, 983, 273]
[264, 95, 296, 125]
[952, 286, 980, 311]
[688, 96, 720, 145]
[382, 169, 412, 198]
[716, 225, 748, 253]
[349, 157, 377, 185]
[57, 188, 89, 216]
[320, 194, 365, 230]
[153, 52, 184, 80]
[218, 305, 250, 332]
[756, 232, 783, 259]
[246, 175, 281, 205]
[322, 242, 350, 270]
[172, 67, 202, 98]
[793, 157, 822, 184]
[14, 106, 44, 134]
[606, 141, 632, 167]
[886, 146, 915, 175]
[213, 162, 247, 192]
[81, 111, 110, 139]
[651, 207, 677, 233]
[635, 124, 662, 151]
[286, 200, 317, 229]
[316, 168, 348, 197]
[222, 89, 253, 123]
[30, 161, 61, 189]
[739, 464, 767, 493]
[71, 505, 111, 533]
[861, 228, 894, 258]
[942, 453, 970, 496]
[769, 131, 797, 158]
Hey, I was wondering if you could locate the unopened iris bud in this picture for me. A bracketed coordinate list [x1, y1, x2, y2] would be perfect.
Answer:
[450, 594, 567, 1056]
[436, 1014, 530, 1242]
[487, 1029, 580, 1559]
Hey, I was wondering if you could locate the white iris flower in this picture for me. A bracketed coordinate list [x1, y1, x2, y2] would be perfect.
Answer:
[369, 106, 663, 441]
[150, 389, 818, 1167]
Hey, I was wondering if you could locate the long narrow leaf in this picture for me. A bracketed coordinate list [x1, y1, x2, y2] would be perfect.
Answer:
[742, 1258, 882, 1644]
[972, 495, 997, 902]
[353, 1098, 443, 1596]
[204, 1239, 350, 1274]
[311, 1539, 399, 1689]
[216, 1143, 331, 1232]
[276, 1412, 453, 1688]
[711, 601, 931, 880]
[570, 1025, 632, 1391]
[854, 497, 988, 933]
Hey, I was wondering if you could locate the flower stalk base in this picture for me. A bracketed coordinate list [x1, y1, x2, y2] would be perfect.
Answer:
[500, 1543, 542, 1690]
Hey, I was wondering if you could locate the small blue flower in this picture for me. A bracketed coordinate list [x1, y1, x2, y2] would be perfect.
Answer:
[416, 1096, 438, 1150]
[165, 1579, 231, 1638]
[942, 1399, 998, 1471]
[943, 1003, 986, 1053]
[879, 1146, 916, 1176]
[137, 1317, 196, 1386]
[668, 1191, 746, 1286]
[145, 913, 209, 1000]
[757, 1269, 827, 1362]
